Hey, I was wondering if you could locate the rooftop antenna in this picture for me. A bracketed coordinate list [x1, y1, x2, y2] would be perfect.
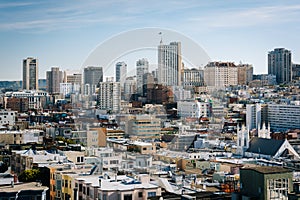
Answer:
[159, 32, 163, 44]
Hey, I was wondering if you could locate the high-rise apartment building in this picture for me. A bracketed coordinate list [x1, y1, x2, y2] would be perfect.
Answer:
[268, 104, 300, 131]
[22, 57, 38, 90]
[204, 62, 238, 89]
[136, 58, 149, 95]
[158, 41, 182, 86]
[268, 48, 292, 84]
[83, 66, 103, 95]
[115, 62, 127, 86]
[46, 67, 63, 94]
[98, 81, 121, 113]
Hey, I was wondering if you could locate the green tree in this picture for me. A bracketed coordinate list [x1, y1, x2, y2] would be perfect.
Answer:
[18, 169, 41, 182]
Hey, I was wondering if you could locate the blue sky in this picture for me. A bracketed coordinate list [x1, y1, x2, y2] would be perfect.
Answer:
[0, 0, 299, 80]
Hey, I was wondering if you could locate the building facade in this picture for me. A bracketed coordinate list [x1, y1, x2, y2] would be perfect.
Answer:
[83, 66, 103, 95]
[115, 62, 127, 88]
[158, 41, 182, 86]
[268, 103, 300, 131]
[23, 57, 38, 90]
[182, 68, 204, 88]
[46, 67, 64, 94]
[237, 64, 253, 85]
[136, 58, 149, 95]
[98, 81, 121, 113]
[204, 62, 238, 89]
[268, 48, 292, 84]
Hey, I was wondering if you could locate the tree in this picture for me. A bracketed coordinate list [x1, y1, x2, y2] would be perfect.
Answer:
[18, 169, 41, 182]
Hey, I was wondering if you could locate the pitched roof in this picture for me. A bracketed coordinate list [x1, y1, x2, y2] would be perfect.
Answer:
[246, 137, 285, 156]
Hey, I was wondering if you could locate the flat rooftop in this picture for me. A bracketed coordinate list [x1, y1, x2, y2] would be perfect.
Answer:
[0, 182, 48, 193]
[241, 166, 292, 174]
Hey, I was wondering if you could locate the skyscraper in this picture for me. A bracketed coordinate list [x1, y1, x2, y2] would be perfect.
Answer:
[84, 66, 103, 95]
[115, 61, 127, 86]
[158, 41, 182, 86]
[136, 58, 149, 95]
[268, 48, 292, 84]
[23, 57, 38, 90]
[46, 67, 63, 94]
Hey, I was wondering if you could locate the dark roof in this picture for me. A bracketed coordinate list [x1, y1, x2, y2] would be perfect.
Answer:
[241, 166, 292, 174]
[246, 137, 285, 156]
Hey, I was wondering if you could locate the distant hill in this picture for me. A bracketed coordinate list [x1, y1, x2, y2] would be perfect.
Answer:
[0, 79, 46, 92]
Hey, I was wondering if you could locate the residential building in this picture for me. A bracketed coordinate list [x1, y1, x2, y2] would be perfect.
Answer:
[268, 48, 292, 84]
[268, 103, 300, 131]
[239, 166, 293, 200]
[72, 174, 161, 200]
[0, 109, 16, 126]
[0, 182, 48, 200]
[177, 100, 210, 118]
[237, 64, 253, 85]
[136, 58, 149, 95]
[46, 67, 64, 94]
[204, 62, 238, 89]
[158, 41, 182, 86]
[11, 149, 67, 175]
[98, 81, 121, 113]
[23, 57, 38, 90]
[83, 66, 103, 95]
[182, 68, 204, 88]
[5, 97, 29, 113]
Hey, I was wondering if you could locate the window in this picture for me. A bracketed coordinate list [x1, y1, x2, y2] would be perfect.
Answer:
[124, 194, 132, 200]
[64, 180, 68, 188]
[138, 192, 143, 198]
[148, 192, 156, 197]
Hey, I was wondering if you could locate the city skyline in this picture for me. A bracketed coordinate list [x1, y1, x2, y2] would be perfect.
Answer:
[0, 0, 300, 80]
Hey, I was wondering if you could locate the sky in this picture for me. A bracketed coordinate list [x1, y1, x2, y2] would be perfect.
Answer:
[0, 0, 300, 80]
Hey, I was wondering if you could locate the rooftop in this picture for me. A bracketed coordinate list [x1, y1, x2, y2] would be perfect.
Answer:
[241, 166, 292, 174]
[0, 182, 48, 193]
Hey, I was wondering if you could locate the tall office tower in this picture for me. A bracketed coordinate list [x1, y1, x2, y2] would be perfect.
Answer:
[83, 66, 103, 95]
[46, 67, 63, 94]
[204, 62, 238, 89]
[98, 80, 121, 113]
[268, 48, 292, 84]
[136, 58, 149, 95]
[182, 68, 204, 88]
[23, 57, 38, 90]
[237, 64, 253, 85]
[115, 62, 127, 86]
[158, 41, 182, 86]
